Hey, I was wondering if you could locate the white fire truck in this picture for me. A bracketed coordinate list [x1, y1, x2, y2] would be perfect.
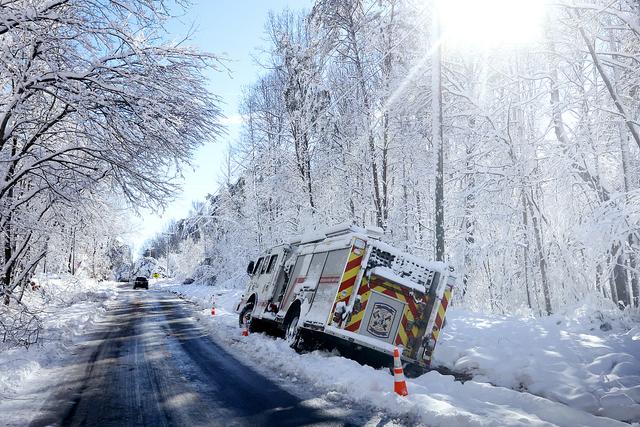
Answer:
[236, 224, 455, 372]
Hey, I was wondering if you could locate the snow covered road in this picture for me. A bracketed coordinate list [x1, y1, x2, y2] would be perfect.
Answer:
[9, 286, 375, 426]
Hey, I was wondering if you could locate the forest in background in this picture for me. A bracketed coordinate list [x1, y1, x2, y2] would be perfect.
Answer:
[148, 0, 640, 316]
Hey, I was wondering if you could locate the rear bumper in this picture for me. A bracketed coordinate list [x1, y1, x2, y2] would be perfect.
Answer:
[324, 325, 397, 354]
[297, 327, 393, 368]
[307, 325, 424, 367]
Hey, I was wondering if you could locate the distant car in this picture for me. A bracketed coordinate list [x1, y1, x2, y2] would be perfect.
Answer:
[133, 277, 149, 290]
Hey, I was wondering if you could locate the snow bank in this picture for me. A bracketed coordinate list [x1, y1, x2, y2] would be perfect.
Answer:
[161, 283, 636, 426]
[0, 276, 117, 398]
[434, 305, 640, 423]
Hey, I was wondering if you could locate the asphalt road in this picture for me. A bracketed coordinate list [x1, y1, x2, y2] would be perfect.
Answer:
[29, 287, 364, 427]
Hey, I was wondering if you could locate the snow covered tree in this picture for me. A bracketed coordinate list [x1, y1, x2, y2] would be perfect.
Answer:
[0, 0, 223, 305]
[148, 0, 640, 315]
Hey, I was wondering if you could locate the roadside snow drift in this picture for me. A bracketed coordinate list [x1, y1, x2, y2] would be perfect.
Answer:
[434, 305, 640, 422]
[161, 282, 640, 426]
[0, 276, 117, 399]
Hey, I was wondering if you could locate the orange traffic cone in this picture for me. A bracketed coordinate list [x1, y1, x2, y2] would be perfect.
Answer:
[393, 346, 408, 396]
[241, 326, 249, 337]
[211, 306, 216, 316]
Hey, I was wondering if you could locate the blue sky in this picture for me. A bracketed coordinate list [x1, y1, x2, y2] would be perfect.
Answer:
[130, 0, 312, 254]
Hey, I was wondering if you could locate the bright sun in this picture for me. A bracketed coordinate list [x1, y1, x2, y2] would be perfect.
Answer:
[438, 0, 547, 48]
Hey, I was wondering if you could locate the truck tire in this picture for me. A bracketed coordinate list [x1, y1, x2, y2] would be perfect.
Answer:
[239, 303, 254, 328]
[389, 362, 425, 379]
[403, 363, 426, 378]
[284, 312, 301, 349]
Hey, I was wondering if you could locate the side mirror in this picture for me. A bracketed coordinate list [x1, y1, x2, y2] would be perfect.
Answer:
[247, 261, 255, 275]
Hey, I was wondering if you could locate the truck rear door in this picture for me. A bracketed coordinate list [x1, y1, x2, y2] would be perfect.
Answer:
[341, 271, 430, 360]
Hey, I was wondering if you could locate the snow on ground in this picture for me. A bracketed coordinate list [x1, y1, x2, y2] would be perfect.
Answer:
[0, 275, 117, 400]
[160, 281, 639, 426]
[434, 304, 640, 423]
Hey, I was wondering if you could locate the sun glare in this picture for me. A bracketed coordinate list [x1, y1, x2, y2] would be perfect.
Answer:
[438, 0, 547, 48]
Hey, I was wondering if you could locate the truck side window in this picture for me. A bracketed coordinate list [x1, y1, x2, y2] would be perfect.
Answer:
[290, 254, 311, 284]
[253, 257, 264, 275]
[306, 252, 328, 288]
[266, 254, 278, 274]
[279, 254, 310, 306]
[321, 248, 350, 279]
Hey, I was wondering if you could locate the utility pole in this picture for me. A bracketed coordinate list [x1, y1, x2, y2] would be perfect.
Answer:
[432, 0, 445, 262]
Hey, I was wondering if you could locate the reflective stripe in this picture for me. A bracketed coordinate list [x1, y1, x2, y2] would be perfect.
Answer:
[329, 245, 363, 324]
[427, 283, 454, 358]
[343, 274, 426, 353]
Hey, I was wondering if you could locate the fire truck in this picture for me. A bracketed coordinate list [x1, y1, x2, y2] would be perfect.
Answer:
[236, 224, 455, 372]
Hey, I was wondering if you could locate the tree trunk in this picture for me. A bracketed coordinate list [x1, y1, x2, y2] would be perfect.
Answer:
[416, 189, 424, 242]
[2, 214, 12, 305]
[401, 155, 410, 246]
[2, 138, 18, 305]
[612, 244, 631, 307]
[380, 3, 395, 228]
[526, 193, 553, 315]
[521, 192, 533, 311]
[381, 112, 390, 227]
[629, 235, 640, 307]
[347, 23, 383, 228]
[432, 5, 445, 262]
[461, 117, 476, 302]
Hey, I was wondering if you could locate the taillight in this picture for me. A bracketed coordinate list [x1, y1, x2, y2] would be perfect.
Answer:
[352, 298, 362, 314]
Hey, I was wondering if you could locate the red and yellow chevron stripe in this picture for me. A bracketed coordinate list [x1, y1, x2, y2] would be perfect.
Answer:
[344, 274, 428, 356]
[328, 245, 363, 325]
[424, 282, 453, 365]
[430, 283, 452, 344]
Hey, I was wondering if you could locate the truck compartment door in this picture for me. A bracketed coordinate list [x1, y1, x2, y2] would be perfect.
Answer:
[280, 251, 331, 320]
[304, 248, 350, 326]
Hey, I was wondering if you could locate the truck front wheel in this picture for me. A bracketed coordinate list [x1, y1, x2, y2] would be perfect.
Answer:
[239, 303, 254, 328]
[284, 313, 301, 349]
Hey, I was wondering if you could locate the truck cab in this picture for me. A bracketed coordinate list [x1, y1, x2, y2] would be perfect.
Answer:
[242, 244, 293, 321]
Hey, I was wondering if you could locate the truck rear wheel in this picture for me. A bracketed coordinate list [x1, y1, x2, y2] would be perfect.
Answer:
[389, 362, 426, 379]
[403, 363, 426, 378]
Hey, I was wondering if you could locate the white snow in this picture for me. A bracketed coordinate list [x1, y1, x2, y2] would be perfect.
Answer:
[160, 282, 640, 426]
[369, 239, 447, 274]
[369, 266, 427, 294]
[434, 303, 640, 423]
[3, 277, 635, 426]
[0, 276, 117, 401]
